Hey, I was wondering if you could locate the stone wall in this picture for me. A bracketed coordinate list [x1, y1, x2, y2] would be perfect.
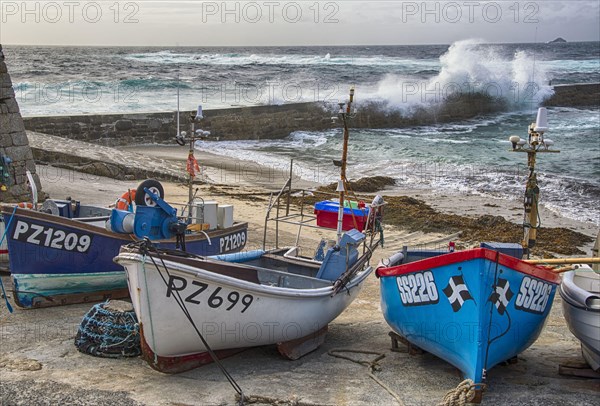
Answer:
[22, 95, 510, 146]
[22, 103, 334, 146]
[542, 83, 600, 107]
[20, 83, 598, 147]
[0, 44, 42, 203]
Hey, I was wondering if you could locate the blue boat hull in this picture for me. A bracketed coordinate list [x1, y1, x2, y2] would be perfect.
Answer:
[2, 207, 248, 308]
[377, 248, 560, 384]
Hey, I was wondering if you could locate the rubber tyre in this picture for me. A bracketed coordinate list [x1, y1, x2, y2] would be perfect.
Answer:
[135, 179, 164, 207]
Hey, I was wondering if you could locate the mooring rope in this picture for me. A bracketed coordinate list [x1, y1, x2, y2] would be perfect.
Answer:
[132, 240, 341, 406]
[234, 394, 329, 406]
[437, 379, 486, 406]
[328, 349, 405, 406]
[140, 239, 332, 405]
[138, 240, 246, 403]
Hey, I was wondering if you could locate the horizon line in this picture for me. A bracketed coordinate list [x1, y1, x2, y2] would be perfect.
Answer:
[3, 39, 599, 48]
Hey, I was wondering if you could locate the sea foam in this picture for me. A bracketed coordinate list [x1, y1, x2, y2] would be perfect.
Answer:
[367, 39, 554, 111]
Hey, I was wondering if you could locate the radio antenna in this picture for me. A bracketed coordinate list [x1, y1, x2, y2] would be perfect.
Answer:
[531, 26, 539, 115]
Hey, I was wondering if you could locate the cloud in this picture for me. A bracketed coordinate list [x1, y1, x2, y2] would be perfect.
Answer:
[0, 1, 598, 45]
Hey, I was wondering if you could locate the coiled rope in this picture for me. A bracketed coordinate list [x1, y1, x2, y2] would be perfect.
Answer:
[437, 379, 486, 406]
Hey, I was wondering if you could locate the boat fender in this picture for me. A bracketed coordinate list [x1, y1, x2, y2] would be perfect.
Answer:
[115, 190, 136, 211]
[378, 252, 405, 270]
[209, 249, 265, 263]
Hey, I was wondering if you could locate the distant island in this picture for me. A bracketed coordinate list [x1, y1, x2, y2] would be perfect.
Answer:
[548, 37, 567, 44]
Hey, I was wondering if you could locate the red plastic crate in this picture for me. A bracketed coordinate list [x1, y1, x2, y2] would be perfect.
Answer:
[314, 208, 368, 231]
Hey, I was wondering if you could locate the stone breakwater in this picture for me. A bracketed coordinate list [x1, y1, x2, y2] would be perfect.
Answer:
[27, 131, 186, 183]
[0, 44, 43, 203]
[543, 83, 600, 107]
[21, 83, 599, 147]
[23, 103, 333, 147]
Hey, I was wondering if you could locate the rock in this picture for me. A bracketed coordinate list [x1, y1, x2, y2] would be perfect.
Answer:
[476, 215, 506, 228]
[548, 37, 567, 43]
[11, 131, 29, 146]
[0, 72, 12, 88]
[147, 119, 160, 130]
[4, 97, 20, 113]
[8, 112, 25, 133]
[4, 145, 32, 162]
[0, 83, 14, 99]
[77, 162, 120, 178]
[0, 111, 8, 132]
[321, 176, 397, 193]
[1, 132, 12, 145]
[114, 119, 133, 131]
[104, 300, 134, 313]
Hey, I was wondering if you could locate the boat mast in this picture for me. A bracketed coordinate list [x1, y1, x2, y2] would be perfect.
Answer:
[188, 106, 207, 208]
[509, 107, 559, 258]
[176, 74, 180, 137]
[336, 87, 355, 241]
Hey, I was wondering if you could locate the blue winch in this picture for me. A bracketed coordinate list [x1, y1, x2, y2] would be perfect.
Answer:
[109, 188, 187, 241]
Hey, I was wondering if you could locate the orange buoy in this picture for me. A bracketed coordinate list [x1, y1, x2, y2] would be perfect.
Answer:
[116, 190, 136, 211]
[17, 202, 33, 209]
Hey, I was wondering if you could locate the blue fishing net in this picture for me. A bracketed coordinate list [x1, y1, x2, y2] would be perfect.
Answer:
[75, 301, 141, 358]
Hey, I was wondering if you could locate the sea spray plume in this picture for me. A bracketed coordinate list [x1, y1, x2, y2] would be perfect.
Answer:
[367, 39, 554, 115]
[511, 50, 554, 105]
[433, 39, 553, 108]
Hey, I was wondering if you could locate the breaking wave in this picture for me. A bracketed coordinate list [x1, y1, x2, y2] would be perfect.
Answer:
[366, 39, 555, 111]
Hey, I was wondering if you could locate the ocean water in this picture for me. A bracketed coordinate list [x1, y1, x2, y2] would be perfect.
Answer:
[3, 41, 599, 225]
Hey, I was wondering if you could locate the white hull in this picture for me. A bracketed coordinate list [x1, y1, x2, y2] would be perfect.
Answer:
[116, 251, 372, 358]
[560, 266, 600, 371]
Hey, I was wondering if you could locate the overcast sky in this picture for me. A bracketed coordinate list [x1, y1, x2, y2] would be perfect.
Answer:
[1, 1, 599, 46]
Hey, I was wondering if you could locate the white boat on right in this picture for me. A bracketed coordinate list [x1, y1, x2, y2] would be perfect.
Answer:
[560, 264, 600, 371]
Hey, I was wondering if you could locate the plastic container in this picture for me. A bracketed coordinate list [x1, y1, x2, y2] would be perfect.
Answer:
[192, 200, 218, 230]
[314, 200, 369, 231]
[218, 205, 234, 229]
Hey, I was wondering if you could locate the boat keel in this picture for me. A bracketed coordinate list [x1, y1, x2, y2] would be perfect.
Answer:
[558, 360, 600, 379]
[389, 331, 426, 355]
[13, 287, 130, 309]
[388, 331, 486, 403]
[140, 326, 244, 374]
[277, 325, 328, 360]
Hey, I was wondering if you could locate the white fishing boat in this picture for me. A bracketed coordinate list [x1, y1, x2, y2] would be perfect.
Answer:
[560, 266, 600, 371]
[114, 88, 386, 373]
[115, 226, 378, 372]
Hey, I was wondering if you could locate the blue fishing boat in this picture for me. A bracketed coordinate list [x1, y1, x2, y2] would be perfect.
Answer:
[376, 248, 561, 394]
[1, 198, 248, 309]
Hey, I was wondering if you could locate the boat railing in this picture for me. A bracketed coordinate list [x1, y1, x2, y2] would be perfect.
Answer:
[262, 171, 385, 260]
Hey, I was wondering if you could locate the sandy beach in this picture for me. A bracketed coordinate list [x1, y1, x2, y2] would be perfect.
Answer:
[1, 143, 599, 406]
